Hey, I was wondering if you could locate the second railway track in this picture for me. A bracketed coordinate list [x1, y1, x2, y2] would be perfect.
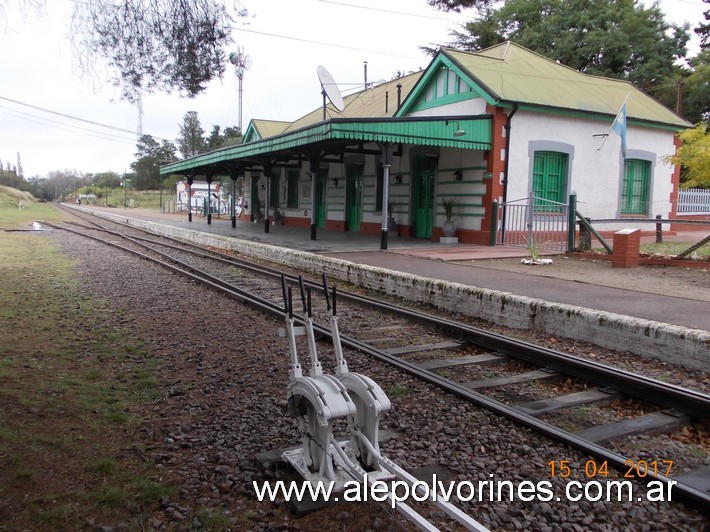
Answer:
[49, 205, 710, 516]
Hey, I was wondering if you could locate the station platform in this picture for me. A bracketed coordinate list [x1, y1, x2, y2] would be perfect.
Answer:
[79, 207, 709, 334]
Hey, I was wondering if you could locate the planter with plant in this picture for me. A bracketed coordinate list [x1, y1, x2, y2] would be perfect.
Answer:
[440, 197, 458, 237]
[387, 201, 397, 233]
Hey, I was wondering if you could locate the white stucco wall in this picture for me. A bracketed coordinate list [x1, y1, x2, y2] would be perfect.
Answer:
[406, 97, 488, 117]
[506, 111, 678, 221]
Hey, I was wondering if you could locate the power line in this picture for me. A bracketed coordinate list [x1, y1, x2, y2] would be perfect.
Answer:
[0, 106, 138, 146]
[317, 0, 466, 23]
[0, 95, 171, 142]
[233, 27, 423, 60]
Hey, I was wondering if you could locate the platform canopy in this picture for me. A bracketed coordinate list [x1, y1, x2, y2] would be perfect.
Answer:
[160, 116, 492, 176]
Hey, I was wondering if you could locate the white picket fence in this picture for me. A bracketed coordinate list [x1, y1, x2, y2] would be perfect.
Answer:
[678, 188, 710, 214]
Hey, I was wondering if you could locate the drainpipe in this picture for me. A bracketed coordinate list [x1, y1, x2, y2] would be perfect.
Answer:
[500, 104, 518, 243]
[502, 104, 518, 205]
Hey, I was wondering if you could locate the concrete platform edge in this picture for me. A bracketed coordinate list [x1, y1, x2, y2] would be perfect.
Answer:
[86, 209, 710, 371]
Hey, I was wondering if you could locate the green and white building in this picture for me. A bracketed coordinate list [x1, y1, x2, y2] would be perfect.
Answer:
[161, 42, 691, 249]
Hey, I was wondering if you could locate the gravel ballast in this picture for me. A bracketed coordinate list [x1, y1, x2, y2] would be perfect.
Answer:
[55, 230, 708, 530]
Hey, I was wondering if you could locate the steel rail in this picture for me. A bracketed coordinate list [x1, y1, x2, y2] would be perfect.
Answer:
[48, 218, 710, 513]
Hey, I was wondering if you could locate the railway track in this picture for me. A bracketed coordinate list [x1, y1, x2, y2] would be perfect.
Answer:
[49, 205, 710, 518]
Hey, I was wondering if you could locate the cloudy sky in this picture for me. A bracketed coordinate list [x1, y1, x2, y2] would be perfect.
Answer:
[0, 0, 705, 178]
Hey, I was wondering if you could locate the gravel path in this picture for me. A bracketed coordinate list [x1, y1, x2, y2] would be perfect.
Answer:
[55, 231, 708, 531]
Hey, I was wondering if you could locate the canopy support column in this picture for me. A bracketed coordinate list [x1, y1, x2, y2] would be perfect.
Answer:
[308, 155, 321, 241]
[186, 173, 194, 223]
[204, 170, 214, 225]
[378, 142, 396, 251]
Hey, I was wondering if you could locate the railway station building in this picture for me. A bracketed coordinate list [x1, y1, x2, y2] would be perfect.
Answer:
[160, 42, 692, 249]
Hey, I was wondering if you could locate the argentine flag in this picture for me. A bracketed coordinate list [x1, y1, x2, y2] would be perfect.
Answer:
[611, 104, 627, 157]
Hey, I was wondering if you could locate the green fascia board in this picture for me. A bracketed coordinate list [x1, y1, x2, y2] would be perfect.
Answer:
[408, 91, 481, 113]
[327, 117, 491, 148]
[242, 122, 260, 143]
[161, 117, 492, 175]
[510, 102, 688, 132]
[439, 49, 502, 107]
[396, 54, 497, 117]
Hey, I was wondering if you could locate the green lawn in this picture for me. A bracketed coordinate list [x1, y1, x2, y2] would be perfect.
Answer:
[0, 187, 170, 528]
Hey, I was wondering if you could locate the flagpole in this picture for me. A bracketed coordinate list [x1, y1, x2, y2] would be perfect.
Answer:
[597, 91, 631, 151]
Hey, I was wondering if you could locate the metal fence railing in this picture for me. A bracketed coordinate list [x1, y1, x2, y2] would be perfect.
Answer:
[678, 188, 710, 214]
[496, 195, 571, 252]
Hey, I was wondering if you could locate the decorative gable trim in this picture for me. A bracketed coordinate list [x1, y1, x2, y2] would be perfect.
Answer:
[396, 54, 494, 116]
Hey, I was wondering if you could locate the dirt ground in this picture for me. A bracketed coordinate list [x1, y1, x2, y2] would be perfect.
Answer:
[466, 254, 710, 302]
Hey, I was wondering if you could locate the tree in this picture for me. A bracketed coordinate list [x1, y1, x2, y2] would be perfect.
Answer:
[206, 125, 224, 151]
[665, 123, 710, 188]
[697, 0, 709, 51]
[92, 171, 122, 193]
[177, 111, 206, 159]
[131, 135, 178, 190]
[445, 0, 690, 94]
[427, 0, 492, 11]
[44, 170, 89, 200]
[3, 1, 248, 101]
[682, 51, 710, 123]
[205, 124, 242, 151]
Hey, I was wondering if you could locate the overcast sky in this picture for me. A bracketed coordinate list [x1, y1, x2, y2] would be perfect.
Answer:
[0, 0, 705, 178]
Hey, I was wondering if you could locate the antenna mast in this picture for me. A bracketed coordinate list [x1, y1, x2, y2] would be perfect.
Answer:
[229, 48, 252, 135]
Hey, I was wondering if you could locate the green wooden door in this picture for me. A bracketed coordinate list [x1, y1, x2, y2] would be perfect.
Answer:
[414, 157, 436, 238]
[316, 171, 327, 228]
[346, 164, 363, 231]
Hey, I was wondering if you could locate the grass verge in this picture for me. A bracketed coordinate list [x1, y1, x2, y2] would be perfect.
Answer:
[0, 203, 169, 529]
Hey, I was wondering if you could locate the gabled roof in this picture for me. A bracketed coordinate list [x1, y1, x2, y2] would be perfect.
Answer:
[399, 42, 691, 129]
[283, 71, 423, 132]
[242, 119, 291, 143]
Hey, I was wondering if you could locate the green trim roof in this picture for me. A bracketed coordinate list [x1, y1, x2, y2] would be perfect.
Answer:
[242, 119, 290, 143]
[162, 41, 689, 176]
[161, 117, 492, 174]
[432, 42, 690, 128]
[285, 71, 423, 131]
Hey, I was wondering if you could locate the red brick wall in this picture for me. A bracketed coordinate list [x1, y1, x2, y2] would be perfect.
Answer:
[611, 229, 641, 268]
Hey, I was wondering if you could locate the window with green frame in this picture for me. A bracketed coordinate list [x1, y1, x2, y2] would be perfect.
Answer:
[286, 169, 299, 208]
[621, 159, 650, 215]
[532, 151, 568, 213]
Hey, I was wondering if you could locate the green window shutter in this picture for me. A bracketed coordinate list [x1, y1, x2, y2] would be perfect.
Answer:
[532, 151, 568, 213]
[621, 159, 650, 214]
[287, 170, 299, 208]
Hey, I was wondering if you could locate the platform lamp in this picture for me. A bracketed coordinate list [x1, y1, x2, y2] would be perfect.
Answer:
[445, 120, 466, 137]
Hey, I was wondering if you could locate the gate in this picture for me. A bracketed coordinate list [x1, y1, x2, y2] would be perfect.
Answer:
[497, 195, 571, 252]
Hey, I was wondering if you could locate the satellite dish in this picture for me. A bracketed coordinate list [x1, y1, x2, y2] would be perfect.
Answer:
[229, 50, 252, 72]
[317, 65, 344, 112]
